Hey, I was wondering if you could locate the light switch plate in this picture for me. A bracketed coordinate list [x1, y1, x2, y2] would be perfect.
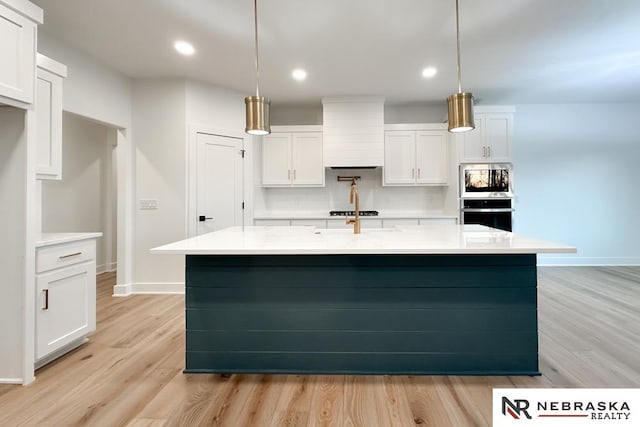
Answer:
[139, 199, 158, 210]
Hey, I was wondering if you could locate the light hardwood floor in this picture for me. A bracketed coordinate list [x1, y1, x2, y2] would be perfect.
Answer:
[0, 267, 638, 426]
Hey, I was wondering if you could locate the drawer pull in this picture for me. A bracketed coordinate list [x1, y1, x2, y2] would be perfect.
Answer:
[43, 289, 49, 310]
[59, 252, 82, 259]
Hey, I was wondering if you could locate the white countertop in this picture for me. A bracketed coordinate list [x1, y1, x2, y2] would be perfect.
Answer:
[150, 225, 576, 255]
[36, 232, 103, 248]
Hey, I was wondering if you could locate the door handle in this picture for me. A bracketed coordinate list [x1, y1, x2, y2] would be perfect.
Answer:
[198, 216, 213, 222]
[43, 289, 49, 310]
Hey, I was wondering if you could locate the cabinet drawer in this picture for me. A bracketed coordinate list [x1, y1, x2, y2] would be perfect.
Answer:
[36, 240, 96, 273]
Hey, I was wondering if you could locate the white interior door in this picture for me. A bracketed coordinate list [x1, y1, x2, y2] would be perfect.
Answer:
[196, 133, 243, 235]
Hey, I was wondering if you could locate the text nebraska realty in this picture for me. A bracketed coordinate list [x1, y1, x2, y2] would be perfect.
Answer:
[504, 397, 631, 420]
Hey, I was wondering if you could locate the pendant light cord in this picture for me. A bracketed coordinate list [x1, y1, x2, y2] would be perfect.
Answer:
[253, 0, 260, 97]
[455, 0, 462, 94]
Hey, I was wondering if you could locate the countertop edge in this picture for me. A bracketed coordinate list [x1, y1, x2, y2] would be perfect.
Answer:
[36, 232, 103, 248]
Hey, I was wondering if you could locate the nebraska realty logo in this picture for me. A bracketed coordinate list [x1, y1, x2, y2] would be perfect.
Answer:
[492, 389, 639, 426]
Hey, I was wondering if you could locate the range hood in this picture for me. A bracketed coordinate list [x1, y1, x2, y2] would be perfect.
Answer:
[322, 97, 384, 167]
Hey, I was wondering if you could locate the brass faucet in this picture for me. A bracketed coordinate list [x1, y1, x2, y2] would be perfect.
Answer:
[337, 176, 361, 234]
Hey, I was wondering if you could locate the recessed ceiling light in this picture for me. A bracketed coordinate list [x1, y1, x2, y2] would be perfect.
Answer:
[174, 40, 195, 56]
[292, 69, 307, 81]
[422, 66, 438, 78]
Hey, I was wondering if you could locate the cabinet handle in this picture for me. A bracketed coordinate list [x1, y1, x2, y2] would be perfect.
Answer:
[59, 252, 82, 259]
[43, 289, 49, 310]
[288, 170, 291, 180]
[294, 169, 296, 180]
[418, 168, 421, 179]
[488, 146, 491, 157]
[482, 146, 486, 157]
[411, 168, 415, 179]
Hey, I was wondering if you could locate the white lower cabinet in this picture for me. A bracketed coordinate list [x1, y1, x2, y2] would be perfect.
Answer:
[254, 219, 292, 226]
[35, 238, 97, 365]
[419, 218, 457, 225]
[382, 219, 420, 227]
[291, 219, 327, 228]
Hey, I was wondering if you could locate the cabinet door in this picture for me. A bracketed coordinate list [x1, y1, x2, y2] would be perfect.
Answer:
[292, 132, 324, 186]
[416, 131, 449, 185]
[384, 131, 416, 185]
[484, 113, 511, 162]
[459, 116, 486, 163]
[0, 4, 36, 104]
[262, 133, 292, 186]
[35, 68, 63, 179]
[35, 262, 96, 360]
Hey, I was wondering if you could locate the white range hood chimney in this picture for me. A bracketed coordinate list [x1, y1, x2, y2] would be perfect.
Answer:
[322, 97, 385, 167]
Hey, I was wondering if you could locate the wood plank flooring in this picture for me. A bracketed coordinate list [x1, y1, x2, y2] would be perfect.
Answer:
[0, 267, 638, 426]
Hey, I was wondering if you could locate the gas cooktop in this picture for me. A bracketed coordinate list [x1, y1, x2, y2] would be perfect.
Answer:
[329, 210, 379, 217]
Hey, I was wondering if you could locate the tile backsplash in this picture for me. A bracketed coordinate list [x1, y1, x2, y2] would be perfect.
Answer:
[254, 168, 451, 215]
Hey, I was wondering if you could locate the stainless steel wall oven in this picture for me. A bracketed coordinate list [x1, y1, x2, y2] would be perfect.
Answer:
[460, 164, 514, 231]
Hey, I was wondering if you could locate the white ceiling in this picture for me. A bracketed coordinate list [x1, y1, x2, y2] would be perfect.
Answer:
[32, 0, 640, 106]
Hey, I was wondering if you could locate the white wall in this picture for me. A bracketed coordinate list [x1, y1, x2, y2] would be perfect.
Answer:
[0, 107, 29, 382]
[513, 104, 640, 265]
[37, 31, 132, 129]
[41, 112, 117, 272]
[133, 79, 247, 290]
[132, 79, 186, 288]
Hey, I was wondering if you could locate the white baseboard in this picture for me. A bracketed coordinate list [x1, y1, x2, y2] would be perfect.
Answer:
[113, 282, 133, 297]
[537, 255, 640, 266]
[131, 282, 185, 294]
[97, 262, 117, 274]
[0, 378, 23, 384]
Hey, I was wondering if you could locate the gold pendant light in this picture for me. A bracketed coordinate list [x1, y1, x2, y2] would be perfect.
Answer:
[245, 0, 271, 135]
[447, 0, 475, 133]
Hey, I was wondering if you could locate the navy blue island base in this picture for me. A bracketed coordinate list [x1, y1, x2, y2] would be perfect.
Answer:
[185, 253, 539, 375]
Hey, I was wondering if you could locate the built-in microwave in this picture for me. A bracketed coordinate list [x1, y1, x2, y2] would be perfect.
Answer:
[460, 163, 513, 198]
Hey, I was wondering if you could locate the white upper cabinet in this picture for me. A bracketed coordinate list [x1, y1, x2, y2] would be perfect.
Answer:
[384, 131, 415, 185]
[262, 126, 324, 187]
[0, 0, 42, 106]
[384, 126, 449, 186]
[458, 109, 514, 163]
[35, 54, 67, 180]
[416, 131, 449, 184]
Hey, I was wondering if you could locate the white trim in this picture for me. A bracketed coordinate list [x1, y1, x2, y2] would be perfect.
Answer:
[186, 123, 249, 238]
[537, 256, 640, 266]
[36, 53, 68, 78]
[34, 337, 87, 369]
[0, 378, 24, 384]
[96, 262, 117, 274]
[115, 128, 135, 299]
[22, 107, 37, 386]
[0, 0, 43, 23]
[131, 282, 185, 294]
[112, 283, 132, 297]
[270, 125, 322, 133]
[384, 123, 448, 131]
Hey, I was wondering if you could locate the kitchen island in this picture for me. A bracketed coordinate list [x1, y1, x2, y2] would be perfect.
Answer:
[151, 225, 575, 375]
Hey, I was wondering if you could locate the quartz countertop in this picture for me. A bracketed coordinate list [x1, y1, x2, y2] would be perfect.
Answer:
[150, 225, 576, 255]
[36, 232, 103, 248]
